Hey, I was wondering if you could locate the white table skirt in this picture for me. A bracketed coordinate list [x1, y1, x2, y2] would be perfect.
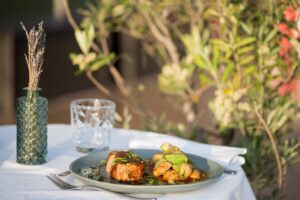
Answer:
[0, 124, 256, 200]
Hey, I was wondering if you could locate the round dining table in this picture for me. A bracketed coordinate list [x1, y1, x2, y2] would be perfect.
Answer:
[0, 124, 256, 200]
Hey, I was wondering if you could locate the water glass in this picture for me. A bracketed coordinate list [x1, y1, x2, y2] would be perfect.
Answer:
[70, 99, 115, 153]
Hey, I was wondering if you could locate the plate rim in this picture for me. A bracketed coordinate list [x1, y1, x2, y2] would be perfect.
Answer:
[69, 148, 224, 192]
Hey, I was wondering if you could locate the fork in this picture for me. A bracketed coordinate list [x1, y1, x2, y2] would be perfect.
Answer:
[57, 170, 71, 176]
[47, 173, 157, 200]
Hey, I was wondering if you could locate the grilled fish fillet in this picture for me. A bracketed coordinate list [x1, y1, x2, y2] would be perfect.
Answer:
[106, 151, 145, 182]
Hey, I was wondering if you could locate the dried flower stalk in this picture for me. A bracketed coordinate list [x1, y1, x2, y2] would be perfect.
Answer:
[21, 21, 46, 91]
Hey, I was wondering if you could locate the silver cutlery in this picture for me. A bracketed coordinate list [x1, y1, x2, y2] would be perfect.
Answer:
[47, 172, 157, 200]
[57, 170, 71, 176]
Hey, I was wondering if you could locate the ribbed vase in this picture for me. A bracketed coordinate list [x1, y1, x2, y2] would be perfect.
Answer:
[16, 88, 48, 165]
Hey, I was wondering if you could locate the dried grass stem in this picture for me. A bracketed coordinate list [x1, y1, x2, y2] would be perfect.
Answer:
[21, 21, 46, 91]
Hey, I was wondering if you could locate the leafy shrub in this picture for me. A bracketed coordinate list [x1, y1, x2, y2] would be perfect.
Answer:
[64, 0, 300, 198]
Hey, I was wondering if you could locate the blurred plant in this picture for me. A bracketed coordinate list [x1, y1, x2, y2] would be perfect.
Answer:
[64, 0, 300, 199]
[115, 107, 132, 129]
[63, 0, 145, 120]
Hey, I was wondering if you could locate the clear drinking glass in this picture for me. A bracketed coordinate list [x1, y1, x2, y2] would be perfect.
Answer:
[70, 99, 115, 153]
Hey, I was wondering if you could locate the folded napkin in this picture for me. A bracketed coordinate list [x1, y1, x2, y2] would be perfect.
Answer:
[128, 131, 247, 166]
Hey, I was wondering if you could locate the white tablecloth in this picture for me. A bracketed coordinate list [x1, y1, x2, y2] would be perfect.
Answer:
[0, 124, 256, 200]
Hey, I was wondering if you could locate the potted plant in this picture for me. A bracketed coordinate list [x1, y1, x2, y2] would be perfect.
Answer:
[63, 0, 300, 199]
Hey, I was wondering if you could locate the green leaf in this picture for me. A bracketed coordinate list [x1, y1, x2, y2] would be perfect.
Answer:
[75, 30, 87, 54]
[258, 22, 267, 40]
[211, 39, 230, 52]
[69, 53, 89, 75]
[199, 74, 213, 86]
[212, 45, 219, 70]
[75, 25, 95, 54]
[114, 112, 123, 122]
[237, 45, 255, 55]
[191, 25, 200, 45]
[272, 115, 288, 132]
[225, 50, 233, 59]
[202, 29, 210, 43]
[270, 46, 281, 55]
[234, 37, 256, 49]
[267, 110, 277, 126]
[69, 53, 78, 65]
[240, 22, 252, 35]
[194, 56, 207, 69]
[221, 62, 233, 82]
[75, 67, 88, 75]
[158, 74, 185, 95]
[242, 65, 256, 76]
[203, 8, 220, 18]
[90, 53, 116, 71]
[265, 29, 277, 43]
[240, 55, 255, 66]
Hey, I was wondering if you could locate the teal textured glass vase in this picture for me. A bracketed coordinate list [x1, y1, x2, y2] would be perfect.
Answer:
[16, 88, 48, 165]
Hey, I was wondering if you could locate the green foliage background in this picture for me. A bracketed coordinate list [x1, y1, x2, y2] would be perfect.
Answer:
[67, 0, 300, 199]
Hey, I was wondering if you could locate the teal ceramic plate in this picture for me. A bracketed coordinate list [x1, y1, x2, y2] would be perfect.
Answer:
[69, 149, 224, 194]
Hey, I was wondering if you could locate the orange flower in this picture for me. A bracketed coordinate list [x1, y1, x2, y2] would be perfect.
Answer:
[277, 23, 299, 39]
[278, 23, 290, 35]
[289, 28, 299, 38]
[284, 6, 299, 22]
[278, 80, 297, 96]
[279, 37, 292, 56]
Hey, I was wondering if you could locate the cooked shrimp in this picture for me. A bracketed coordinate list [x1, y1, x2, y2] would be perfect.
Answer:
[153, 161, 172, 177]
[190, 169, 201, 180]
[163, 170, 180, 183]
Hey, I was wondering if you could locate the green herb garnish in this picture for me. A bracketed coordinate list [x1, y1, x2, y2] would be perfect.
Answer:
[100, 159, 106, 165]
[164, 153, 188, 165]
